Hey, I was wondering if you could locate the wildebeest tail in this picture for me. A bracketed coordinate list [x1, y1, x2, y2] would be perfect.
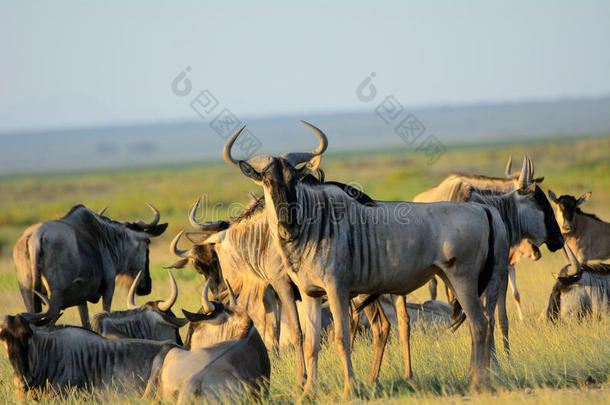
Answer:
[355, 294, 380, 313]
[451, 207, 496, 331]
[28, 235, 44, 313]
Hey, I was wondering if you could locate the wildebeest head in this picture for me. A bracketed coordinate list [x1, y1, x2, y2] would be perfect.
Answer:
[504, 155, 545, 184]
[94, 270, 187, 344]
[514, 239, 542, 262]
[183, 279, 253, 350]
[547, 190, 592, 233]
[546, 244, 584, 322]
[119, 203, 168, 295]
[223, 121, 328, 241]
[512, 157, 564, 252]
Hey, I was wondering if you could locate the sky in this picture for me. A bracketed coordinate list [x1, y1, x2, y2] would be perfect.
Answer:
[1, 1, 609, 134]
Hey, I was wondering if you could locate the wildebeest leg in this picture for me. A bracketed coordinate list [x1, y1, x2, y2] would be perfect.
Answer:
[497, 269, 510, 356]
[428, 277, 438, 300]
[327, 286, 357, 399]
[262, 286, 280, 351]
[271, 279, 306, 389]
[349, 299, 360, 348]
[508, 265, 523, 321]
[446, 271, 490, 391]
[77, 303, 92, 329]
[363, 299, 391, 384]
[301, 294, 322, 398]
[102, 279, 115, 312]
[395, 294, 413, 379]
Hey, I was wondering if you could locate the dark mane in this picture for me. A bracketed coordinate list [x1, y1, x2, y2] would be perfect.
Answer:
[581, 262, 610, 275]
[576, 208, 604, 222]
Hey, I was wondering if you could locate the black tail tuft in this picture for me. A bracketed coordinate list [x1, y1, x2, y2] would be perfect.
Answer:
[451, 207, 496, 332]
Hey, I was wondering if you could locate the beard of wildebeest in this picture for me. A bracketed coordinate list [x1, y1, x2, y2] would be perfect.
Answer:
[115, 243, 152, 295]
[531, 186, 564, 252]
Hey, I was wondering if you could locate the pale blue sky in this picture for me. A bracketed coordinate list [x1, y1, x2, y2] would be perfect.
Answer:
[1, 1, 609, 133]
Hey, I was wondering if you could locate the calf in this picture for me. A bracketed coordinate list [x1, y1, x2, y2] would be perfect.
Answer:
[145, 280, 270, 404]
[93, 270, 188, 344]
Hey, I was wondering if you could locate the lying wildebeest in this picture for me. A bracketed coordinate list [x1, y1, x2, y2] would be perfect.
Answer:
[0, 294, 176, 400]
[144, 280, 270, 404]
[548, 190, 610, 262]
[93, 270, 188, 344]
[13, 203, 167, 329]
[546, 245, 610, 322]
[223, 122, 515, 396]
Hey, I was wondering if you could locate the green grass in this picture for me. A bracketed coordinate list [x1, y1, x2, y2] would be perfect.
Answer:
[0, 135, 609, 404]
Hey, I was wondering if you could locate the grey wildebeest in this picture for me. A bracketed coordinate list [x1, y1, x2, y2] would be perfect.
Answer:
[169, 182, 383, 387]
[13, 203, 167, 329]
[548, 190, 610, 262]
[0, 294, 176, 400]
[223, 121, 512, 397]
[144, 280, 270, 404]
[546, 245, 610, 321]
[93, 270, 188, 344]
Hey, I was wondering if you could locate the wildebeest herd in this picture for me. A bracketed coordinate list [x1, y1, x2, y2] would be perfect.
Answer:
[2, 122, 609, 402]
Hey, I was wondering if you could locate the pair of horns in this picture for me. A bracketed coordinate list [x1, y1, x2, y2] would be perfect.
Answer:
[127, 270, 178, 312]
[200, 278, 238, 314]
[561, 244, 581, 276]
[517, 156, 535, 189]
[223, 120, 328, 168]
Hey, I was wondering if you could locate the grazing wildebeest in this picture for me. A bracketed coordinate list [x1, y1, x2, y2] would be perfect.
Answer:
[93, 270, 188, 344]
[548, 190, 610, 262]
[546, 245, 610, 322]
[223, 121, 512, 396]
[144, 280, 270, 404]
[13, 203, 167, 329]
[0, 294, 176, 400]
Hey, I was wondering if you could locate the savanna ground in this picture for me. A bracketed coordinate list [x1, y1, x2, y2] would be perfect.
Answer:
[0, 135, 609, 404]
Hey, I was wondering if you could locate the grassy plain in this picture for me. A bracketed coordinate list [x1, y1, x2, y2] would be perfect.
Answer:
[0, 135, 609, 404]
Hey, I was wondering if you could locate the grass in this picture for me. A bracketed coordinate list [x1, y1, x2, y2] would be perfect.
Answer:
[0, 135, 609, 403]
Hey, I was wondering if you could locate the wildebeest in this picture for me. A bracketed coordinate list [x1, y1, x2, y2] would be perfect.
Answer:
[223, 121, 512, 396]
[93, 270, 188, 344]
[508, 240, 541, 321]
[13, 203, 167, 329]
[546, 245, 610, 321]
[548, 190, 610, 262]
[144, 280, 270, 404]
[0, 294, 176, 400]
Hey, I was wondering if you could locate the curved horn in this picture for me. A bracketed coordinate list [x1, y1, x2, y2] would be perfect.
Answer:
[504, 155, 512, 177]
[563, 244, 581, 276]
[136, 202, 160, 228]
[517, 156, 530, 189]
[225, 279, 238, 306]
[528, 157, 535, 182]
[201, 279, 215, 314]
[127, 271, 143, 309]
[222, 126, 246, 168]
[98, 206, 108, 216]
[170, 231, 189, 257]
[157, 270, 178, 312]
[283, 121, 329, 166]
[189, 199, 229, 232]
[20, 290, 52, 321]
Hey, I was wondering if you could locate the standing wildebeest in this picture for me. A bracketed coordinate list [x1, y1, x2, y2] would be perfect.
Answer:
[548, 190, 610, 262]
[13, 204, 167, 329]
[144, 280, 270, 404]
[546, 245, 610, 321]
[413, 155, 545, 304]
[0, 294, 176, 400]
[223, 122, 515, 396]
[93, 270, 188, 344]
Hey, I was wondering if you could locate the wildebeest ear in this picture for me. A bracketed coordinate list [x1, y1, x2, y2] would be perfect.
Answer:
[577, 191, 592, 206]
[551, 272, 559, 279]
[146, 223, 168, 237]
[306, 155, 323, 172]
[548, 190, 558, 203]
[182, 309, 207, 322]
[239, 161, 262, 182]
[533, 176, 544, 184]
[165, 258, 190, 270]
[161, 313, 189, 328]
[33, 313, 63, 327]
